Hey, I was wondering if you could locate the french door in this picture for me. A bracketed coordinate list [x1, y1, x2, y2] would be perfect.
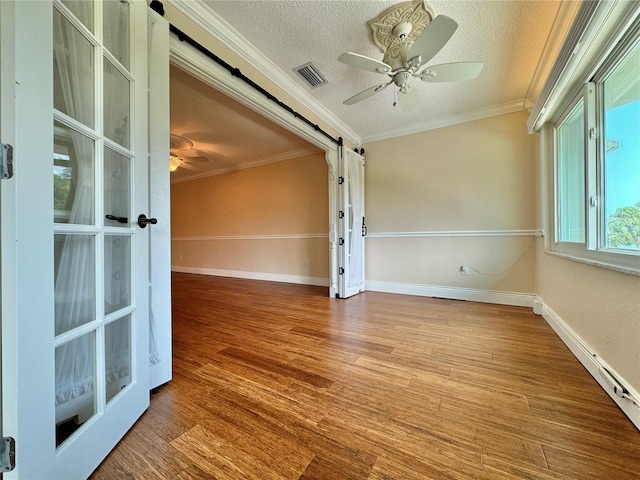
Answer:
[338, 147, 366, 298]
[2, 1, 152, 477]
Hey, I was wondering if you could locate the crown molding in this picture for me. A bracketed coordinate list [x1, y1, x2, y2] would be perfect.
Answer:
[361, 99, 526, 144]
[171, 147, 320, 183]
[525, 0, 582, 106]
[528, 0, 639, 133]
[168, 0, 360, 146]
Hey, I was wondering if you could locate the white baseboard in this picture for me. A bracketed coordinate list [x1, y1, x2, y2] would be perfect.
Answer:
[541, 303, 640, 430]
[171, 265, 330, 287]
[365, 280, 536, 307]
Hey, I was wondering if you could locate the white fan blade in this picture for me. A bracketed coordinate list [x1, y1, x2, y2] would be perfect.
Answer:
[343, 82, 391, 105]
[417, 62, 483, 83]
[180, 163, 200, 172]
[339, 52, 392, 74]
[408, 15, 458, 67]
[397, 86, 419, 112]
[183, 155, 209, 163]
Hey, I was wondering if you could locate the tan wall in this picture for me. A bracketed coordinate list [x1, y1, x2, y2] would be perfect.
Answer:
[535, 125, 640, 393]
[364, 110, 536, 294]
[171, 154, 329, 280]
[535, 244, 640, 391]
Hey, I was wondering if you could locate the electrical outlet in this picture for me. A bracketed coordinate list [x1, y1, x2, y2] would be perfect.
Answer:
[460, 264, 469, 276]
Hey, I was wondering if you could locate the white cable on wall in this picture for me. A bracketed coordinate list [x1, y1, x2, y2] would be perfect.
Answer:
[465, 238, 536, 277]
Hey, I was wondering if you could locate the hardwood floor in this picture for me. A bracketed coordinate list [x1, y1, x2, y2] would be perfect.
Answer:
[91, 273, 640, 479]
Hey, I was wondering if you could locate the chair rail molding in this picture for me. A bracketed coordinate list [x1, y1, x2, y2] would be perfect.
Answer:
[367, 229, 543, 238]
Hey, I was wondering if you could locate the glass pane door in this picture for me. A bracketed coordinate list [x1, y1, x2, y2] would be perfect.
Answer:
[52, 0, 136, 447]
[7, 1, 151, 477]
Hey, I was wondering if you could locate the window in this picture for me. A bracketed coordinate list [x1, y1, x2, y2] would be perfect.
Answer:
[556, 99, 585, 244]
[601, 43, 640, 251]
[551, 30, 640, 273]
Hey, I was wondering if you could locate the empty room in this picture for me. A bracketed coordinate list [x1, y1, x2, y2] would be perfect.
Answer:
[2, 0, 638, 479]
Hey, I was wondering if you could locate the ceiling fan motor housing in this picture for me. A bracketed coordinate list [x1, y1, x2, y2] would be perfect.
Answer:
[393, 71, 412, 90]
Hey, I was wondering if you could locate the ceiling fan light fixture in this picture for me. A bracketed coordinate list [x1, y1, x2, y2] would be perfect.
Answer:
[169, 154, 183, 172]
[339, 1, 482, 107]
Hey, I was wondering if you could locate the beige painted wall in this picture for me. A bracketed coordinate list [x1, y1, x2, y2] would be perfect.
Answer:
[536, 244, 640, 391]
[171, 153, 329, 280]
[535, 125, 640, 393]
[364, 110, 536, 294]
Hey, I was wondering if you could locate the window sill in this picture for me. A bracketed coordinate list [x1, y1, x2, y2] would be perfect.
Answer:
[545, 249, 640, 277]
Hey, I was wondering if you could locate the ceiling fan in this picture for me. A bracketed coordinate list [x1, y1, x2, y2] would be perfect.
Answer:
[339, 3, 483, 108]
[169, 134, 210, 172]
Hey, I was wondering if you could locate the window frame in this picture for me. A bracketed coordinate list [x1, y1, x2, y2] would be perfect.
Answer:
[553, 88, 588, 250]
[549, 29, 640, 275]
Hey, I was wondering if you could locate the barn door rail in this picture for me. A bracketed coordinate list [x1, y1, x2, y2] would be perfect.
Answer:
[149, 1, 341, 147]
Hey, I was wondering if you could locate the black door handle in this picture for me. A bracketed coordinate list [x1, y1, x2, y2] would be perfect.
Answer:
[106, 214, 128, 224]
[137, 214, 158, 228]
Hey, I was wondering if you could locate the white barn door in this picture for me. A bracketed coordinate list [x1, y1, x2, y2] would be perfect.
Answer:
[147, 7, 172, 391]
[338, 147, 366, 298]
[1, 1, 155, 477]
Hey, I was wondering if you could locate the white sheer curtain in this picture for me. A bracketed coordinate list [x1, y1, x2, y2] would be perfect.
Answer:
[347, 156, 364, 287]
[54, 5, 97, 408]
[102, 1, 133, 395]
[54, 1, 134, 409]
[147, 11, 161, 367]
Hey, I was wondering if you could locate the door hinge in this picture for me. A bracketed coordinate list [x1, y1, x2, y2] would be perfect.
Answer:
[589, 127, 598, 140]
[0, 143, 14, 179]
[338, 176, 344, 184]
[0, 437, 16, 473]
[339, 267, 344, 275]
[338, 210, 344, 218]
[339, 237, 344, 245]
[590, 195, 598, 207]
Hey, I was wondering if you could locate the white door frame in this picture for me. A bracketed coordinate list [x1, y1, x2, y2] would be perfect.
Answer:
[0, 0, 17, 460]
[169, 38, 342, 297]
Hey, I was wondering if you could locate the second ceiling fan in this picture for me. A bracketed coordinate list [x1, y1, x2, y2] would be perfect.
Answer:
[339, 1, 483, 108]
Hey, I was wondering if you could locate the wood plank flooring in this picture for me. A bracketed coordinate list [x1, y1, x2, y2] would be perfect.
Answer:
[91, 273, 640, 479]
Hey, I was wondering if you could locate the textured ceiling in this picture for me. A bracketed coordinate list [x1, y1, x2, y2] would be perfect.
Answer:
[169, 0, 563, 179]
[199, 0, 562, 140]
[170, 65, 321, 182]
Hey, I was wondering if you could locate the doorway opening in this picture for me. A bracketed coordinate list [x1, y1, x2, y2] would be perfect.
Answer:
[168, 63, 331, 291]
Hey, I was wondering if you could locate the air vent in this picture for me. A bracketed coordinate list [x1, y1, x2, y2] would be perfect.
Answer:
[293, 62, 328, 88]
